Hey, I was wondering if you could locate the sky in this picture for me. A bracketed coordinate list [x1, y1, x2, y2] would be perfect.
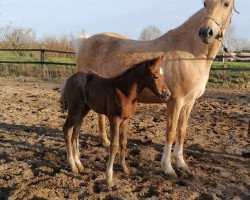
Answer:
[0, 0, 249, 40]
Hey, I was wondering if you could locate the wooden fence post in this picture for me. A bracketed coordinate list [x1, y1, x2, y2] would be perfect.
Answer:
[40, 49, 45, 79]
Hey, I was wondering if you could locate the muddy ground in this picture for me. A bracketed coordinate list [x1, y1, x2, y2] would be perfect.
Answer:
[0, 77, 249, 200]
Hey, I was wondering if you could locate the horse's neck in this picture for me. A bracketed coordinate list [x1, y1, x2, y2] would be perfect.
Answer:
[155, 8, 222, 60]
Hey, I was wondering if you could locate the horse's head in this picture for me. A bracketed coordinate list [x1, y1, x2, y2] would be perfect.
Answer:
[144, 56, 171, 101]
[199, 0, 235, 44]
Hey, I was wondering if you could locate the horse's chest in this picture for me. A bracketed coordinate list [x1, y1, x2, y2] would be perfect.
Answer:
[184, 74, 208, 102]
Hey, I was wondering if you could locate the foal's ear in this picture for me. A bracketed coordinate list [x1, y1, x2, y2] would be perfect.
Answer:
[148, 56, 164, 72]
[115, 88, 126, 106]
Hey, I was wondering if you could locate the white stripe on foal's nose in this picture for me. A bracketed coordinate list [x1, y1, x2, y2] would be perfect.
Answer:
[160, 67, 164, 75]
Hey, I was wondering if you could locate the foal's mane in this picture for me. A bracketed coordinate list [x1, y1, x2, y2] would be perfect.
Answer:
[113, 59, 150, 80]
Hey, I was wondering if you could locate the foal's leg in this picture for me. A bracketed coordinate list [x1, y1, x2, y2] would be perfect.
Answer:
[161, 99, 183, 176]
[63, 111, 78, 173]
[173, 100, 195, 170]
[106, 117, 121, 187]
[119, 119, 129, 175]
[72, 105, 90, 173]
[98, 114, 110, 147]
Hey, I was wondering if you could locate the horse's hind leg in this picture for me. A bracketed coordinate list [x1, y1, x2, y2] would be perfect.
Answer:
[173, 100, 195, 171]
[98, 114, 110, 147]
[119, 119, 129, 175]
[72, 105, 90, 173]
[106, 117, 121, 187]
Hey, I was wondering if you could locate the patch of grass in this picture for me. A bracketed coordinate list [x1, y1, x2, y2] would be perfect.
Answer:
[212, 61, 250, 68]
[0, 64, 76, 78]
[0, 52, 75, 64]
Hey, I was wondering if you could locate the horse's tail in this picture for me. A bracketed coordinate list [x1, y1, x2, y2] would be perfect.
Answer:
[60, 79, 68, 111]
[71, 34, 90, 53]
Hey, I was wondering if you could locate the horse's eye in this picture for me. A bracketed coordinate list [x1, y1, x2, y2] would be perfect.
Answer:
[204, 2, 207, 7]
[224, 2, 229, 7]
[153, 75, 159, 79]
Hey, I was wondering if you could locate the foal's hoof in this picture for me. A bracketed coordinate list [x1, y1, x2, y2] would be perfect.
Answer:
[122, 166, 130, 175]
[77, 165, 85, 173]
[107, 180, 114, 188]
[71, 167, 79, 174]
[103, 139, 110, 148]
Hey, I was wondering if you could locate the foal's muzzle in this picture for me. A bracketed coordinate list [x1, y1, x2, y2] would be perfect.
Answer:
[159, 90, 171, 101]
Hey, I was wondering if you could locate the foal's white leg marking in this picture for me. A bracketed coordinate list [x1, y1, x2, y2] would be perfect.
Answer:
[73, 134, 84, 172]
[98, 114, 110, 147]
[161, 143, 175, 175]
[107, 157, 114, 187]
[67, 127, 78, 173]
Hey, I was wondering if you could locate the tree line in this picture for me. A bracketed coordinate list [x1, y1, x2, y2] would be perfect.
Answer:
[0, 24, 249, 53]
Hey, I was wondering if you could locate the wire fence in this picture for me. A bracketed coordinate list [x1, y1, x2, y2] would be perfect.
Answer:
[0, 48, 249, 79]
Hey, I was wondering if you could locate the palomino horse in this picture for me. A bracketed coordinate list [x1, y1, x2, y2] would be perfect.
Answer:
[75, 0, 236, 176]
[61, 57, 170, 187]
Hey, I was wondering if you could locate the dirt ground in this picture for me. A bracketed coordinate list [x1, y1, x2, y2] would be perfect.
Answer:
[0, 77, 249, 200]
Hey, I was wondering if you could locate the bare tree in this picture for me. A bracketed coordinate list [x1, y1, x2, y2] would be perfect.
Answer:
[139, 25, 162, 41]
[0, 24, 37, 48]
[224, 24, 250, 51]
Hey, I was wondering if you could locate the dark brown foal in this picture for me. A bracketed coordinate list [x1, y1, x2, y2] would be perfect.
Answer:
[61, 56, 170, 187]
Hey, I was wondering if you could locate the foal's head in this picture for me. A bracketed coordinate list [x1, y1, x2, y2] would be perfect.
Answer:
[141, 56, 170, 100]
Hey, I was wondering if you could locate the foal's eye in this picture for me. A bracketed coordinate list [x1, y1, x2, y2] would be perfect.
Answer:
[224, 2, 229, 7]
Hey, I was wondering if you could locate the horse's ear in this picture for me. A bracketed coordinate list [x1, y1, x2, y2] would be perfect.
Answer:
[148, 56, 164, 72]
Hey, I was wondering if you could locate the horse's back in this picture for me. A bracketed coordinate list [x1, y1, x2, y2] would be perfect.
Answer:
[76, 33, 128, 73]
[76, 32, 164, 78]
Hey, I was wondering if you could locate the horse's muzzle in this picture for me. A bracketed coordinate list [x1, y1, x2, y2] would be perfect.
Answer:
[199, 27, 215, 44]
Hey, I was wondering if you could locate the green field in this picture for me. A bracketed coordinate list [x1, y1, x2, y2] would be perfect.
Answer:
[0, 53, 249, 84]
[0, 52, 75, 63]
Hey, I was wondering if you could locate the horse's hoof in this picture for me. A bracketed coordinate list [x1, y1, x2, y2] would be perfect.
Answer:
[164, 171, 177, 178]
[178, 164, 189, 172]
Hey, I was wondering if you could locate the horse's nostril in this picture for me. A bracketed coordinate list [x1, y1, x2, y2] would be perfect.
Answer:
[208, 28, 213, 37]
[199, 29, 203, 36]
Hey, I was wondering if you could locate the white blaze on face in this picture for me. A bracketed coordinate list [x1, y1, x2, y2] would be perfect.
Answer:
[160, 67, 164, 75]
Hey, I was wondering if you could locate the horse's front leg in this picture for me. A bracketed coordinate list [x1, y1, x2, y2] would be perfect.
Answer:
[119, 119, 129, 175]
[161, 99, 183, 176]
[98, 114, 110, 147]
[106, 117, 121, 187]
[173, 100, 195, 171]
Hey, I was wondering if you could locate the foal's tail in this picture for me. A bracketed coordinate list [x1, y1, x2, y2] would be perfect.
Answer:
[60, 79, 68, 111]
